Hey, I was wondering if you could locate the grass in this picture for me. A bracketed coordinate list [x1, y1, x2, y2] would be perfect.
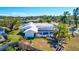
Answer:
[5, 46, 16, 51]
[64, 36, 79, 51]
[5, 29, 55, 51]
[7, 29, 21, 42]
[30, 38, 55, 51]
[8, 35, 21, 42]
[0, 44, 3, 46]
[0, 29, 21, 51]
[8, 30, 20, 35]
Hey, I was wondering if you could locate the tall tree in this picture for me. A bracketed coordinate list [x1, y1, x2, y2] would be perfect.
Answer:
[54, 23, 70, 50]
[61, 11, 70, 24]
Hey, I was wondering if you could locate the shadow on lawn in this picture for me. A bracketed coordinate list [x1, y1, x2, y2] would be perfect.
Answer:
[48, 37, 64, 51]
[48, 37, 58, 48]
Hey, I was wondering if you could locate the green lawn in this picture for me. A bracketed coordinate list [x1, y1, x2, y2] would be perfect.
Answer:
[7, 30, 55, 51]
[5, 46, 16, 51]
[8, 30, 20, 35]
[8, 35, 21, 42]
[7, 30, 21, 42]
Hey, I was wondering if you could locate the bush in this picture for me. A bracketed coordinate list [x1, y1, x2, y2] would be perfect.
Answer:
[5, 46, 16, 51]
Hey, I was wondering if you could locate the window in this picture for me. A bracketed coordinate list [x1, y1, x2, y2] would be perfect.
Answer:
[43, 32, 48, 35]
[50, 32, 53, 34]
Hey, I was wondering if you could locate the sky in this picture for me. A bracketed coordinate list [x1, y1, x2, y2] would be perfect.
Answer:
[0, 7, 76, 16]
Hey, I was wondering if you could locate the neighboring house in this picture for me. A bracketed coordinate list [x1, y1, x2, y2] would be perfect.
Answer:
[50, 21, 59, 26]
[73, 28, 79, 36]
[0, 27, 7, 42]
[0, 27, 5, 35]
[20, 22, 58, 38]
[0, 36, 6, 42]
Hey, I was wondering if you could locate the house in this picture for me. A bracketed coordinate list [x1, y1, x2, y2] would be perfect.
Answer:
[0, 27, 7, 42]
[72, 28, 79, 36]
[0, 27, 5, 35]
[0, 36, 6, 42]
[20, 22, 58, 38]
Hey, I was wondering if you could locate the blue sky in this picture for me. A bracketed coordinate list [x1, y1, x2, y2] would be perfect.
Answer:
[0, 7, 76, 16]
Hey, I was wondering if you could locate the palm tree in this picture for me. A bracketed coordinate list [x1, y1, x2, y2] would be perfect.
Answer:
[73, 8, 79, 28]
[54, 23, 70, 50]
[61, 11, 70, 24]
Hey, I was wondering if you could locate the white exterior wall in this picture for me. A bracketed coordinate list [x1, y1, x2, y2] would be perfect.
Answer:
[25, 30, 34, 38]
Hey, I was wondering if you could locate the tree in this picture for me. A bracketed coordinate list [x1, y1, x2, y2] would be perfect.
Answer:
[38, 15, 52, 23]
[46, 16, 52, 23]
[0, 16, 21, 31]
[10, 17, 21, 31]
[73, 8, 79, 28]
[54, 23, 70, 50]
[39, 19, 43, 23]
[61, 11, 70, 24]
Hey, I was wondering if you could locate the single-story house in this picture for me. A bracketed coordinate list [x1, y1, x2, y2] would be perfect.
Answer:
[0, 27, 7, 42]
[0, 27, 5, 35]
[20, 22, 58, 38]
[0, 36, 6, 42]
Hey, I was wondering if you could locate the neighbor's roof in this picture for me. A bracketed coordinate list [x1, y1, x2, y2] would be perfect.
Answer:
[51, 21, 59, 25]
[0, 27, 4, 31]
[0, 36, 6, 41]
